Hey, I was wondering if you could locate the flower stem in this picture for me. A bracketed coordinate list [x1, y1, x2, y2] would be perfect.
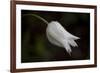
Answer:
[22, 14, 49, 25]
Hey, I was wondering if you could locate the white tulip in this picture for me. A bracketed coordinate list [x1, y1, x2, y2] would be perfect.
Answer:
[46, 21, 80, 55]
[23, 14, 80, 56]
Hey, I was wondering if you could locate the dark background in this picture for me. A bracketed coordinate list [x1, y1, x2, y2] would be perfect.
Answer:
[21, 10, 90, 63]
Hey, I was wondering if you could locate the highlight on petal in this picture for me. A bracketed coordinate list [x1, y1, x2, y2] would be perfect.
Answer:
[46, 21, 80, 55]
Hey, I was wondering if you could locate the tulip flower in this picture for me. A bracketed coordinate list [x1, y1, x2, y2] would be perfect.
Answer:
[23, 14, 80, 56]
[46, 21, 80, 55]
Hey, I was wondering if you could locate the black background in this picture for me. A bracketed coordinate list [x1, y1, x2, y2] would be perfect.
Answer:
[21, 10, 90, 63]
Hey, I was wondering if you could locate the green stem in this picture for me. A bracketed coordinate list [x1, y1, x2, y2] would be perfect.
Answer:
[22, 14, 49, 25]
